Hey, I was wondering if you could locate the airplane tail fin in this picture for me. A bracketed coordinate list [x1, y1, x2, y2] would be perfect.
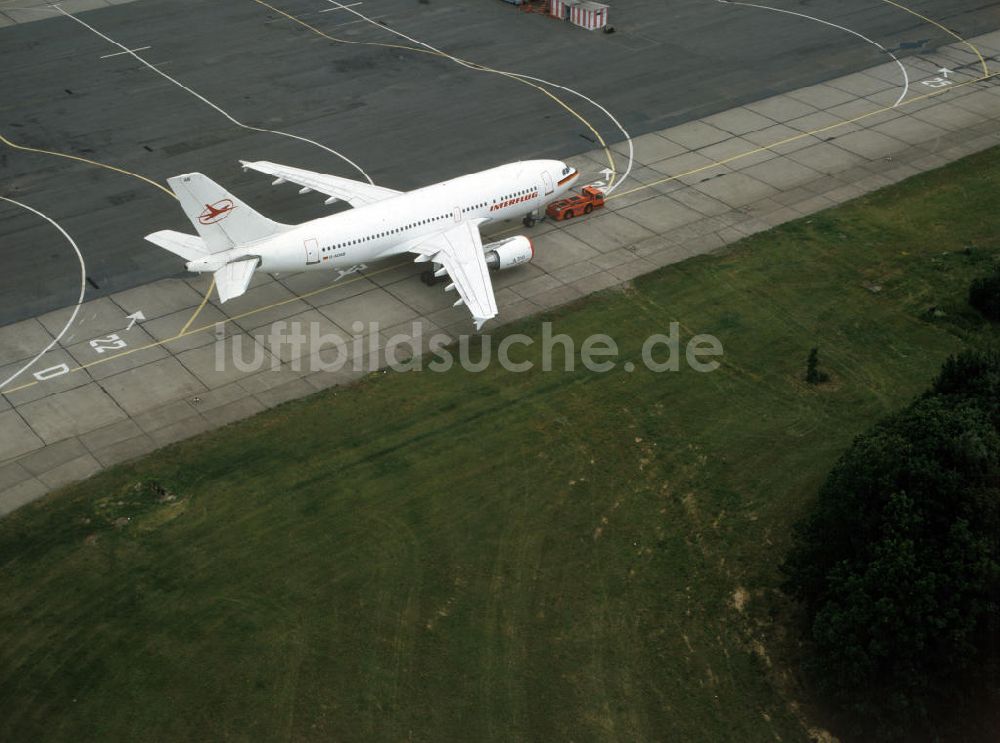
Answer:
[167, 172, 287, 252]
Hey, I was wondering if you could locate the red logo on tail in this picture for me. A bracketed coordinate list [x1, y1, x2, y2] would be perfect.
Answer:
[198, 199, 235, 225]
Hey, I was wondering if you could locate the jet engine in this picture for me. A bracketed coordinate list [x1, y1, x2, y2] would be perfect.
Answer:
[484, 236, 534, 271]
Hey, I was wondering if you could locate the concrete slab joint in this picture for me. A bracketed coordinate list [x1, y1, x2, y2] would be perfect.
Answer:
[1, 21, 998, 514]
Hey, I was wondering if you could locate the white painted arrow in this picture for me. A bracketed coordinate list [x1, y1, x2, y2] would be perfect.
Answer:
[938, 67, 953, 78]
[336, 264, 367, 280]
[125, 310, 145, 330]
[600, 168, 615, 180]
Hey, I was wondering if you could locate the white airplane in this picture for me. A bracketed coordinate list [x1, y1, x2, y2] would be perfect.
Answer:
[145, 159, 581, 329]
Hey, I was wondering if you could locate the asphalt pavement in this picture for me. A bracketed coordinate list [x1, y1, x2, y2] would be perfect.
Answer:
[1, 0, 998, 323]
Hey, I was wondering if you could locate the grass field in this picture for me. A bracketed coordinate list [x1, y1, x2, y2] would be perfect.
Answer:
[1, 148, 998, 742]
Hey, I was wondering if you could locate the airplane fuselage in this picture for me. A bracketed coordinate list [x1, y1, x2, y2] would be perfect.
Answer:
[190, 160, 578, 275]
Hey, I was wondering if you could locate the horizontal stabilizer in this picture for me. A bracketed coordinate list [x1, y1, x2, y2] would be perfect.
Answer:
[214, 258, 259, 303]
[145, 230, 209, 262]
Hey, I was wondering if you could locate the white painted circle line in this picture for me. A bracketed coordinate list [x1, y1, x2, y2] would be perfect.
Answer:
[716, 0, 910, 107]
[53, 4, 376, 184]
[0, 196, 86, 392]
[320, 0, 635, 194]
[507, 70, 635, 194]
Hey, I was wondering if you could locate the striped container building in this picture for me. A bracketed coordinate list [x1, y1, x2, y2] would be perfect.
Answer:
[570, 1, 608, 30]
[549, 0, 578, 20]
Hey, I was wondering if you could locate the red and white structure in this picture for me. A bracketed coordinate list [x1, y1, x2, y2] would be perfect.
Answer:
[549, 0, 576, 20]
[569, 1, 608, 30]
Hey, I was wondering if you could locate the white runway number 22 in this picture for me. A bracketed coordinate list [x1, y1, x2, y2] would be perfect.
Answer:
[90, 334, 127, 354]
[922, 68, 954, 89]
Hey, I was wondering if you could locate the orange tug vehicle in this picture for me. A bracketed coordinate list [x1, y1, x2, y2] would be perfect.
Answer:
[545, 184, 606, 221]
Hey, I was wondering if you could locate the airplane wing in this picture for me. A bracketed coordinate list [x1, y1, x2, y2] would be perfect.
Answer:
[409, 221, 498, 330]
[239, 160, 401, 208]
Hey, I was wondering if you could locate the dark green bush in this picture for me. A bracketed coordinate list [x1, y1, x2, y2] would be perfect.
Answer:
[969, 271, 1000, 321]
[783, 350, 1000, 739]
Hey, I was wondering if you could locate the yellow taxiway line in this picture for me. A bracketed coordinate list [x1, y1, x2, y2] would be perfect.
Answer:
[251, 0, 621, 189]
[0, 132, 174, 198]
[879, 0, 990, 77]
[608, 70, 997, 202]
[0, 261, 408, 396]
[2, 1, 995, 397]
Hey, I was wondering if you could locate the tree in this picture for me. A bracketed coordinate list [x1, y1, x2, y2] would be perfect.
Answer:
[783, 350, 1000, 738]
[931, 347, 1000, 424]
[969, 271, 1000, 321]
[806, 347, 830, 385]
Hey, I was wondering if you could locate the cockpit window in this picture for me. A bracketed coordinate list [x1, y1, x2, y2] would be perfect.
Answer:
[562, 166, 571, 175]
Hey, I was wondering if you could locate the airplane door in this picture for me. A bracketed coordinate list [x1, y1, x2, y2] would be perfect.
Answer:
[453, 206, 463, 223]
[542, 171, 554, 195]
[304, 238, 320, 265]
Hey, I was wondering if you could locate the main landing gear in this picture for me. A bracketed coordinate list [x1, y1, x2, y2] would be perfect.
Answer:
[421, 263, 445, 286]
